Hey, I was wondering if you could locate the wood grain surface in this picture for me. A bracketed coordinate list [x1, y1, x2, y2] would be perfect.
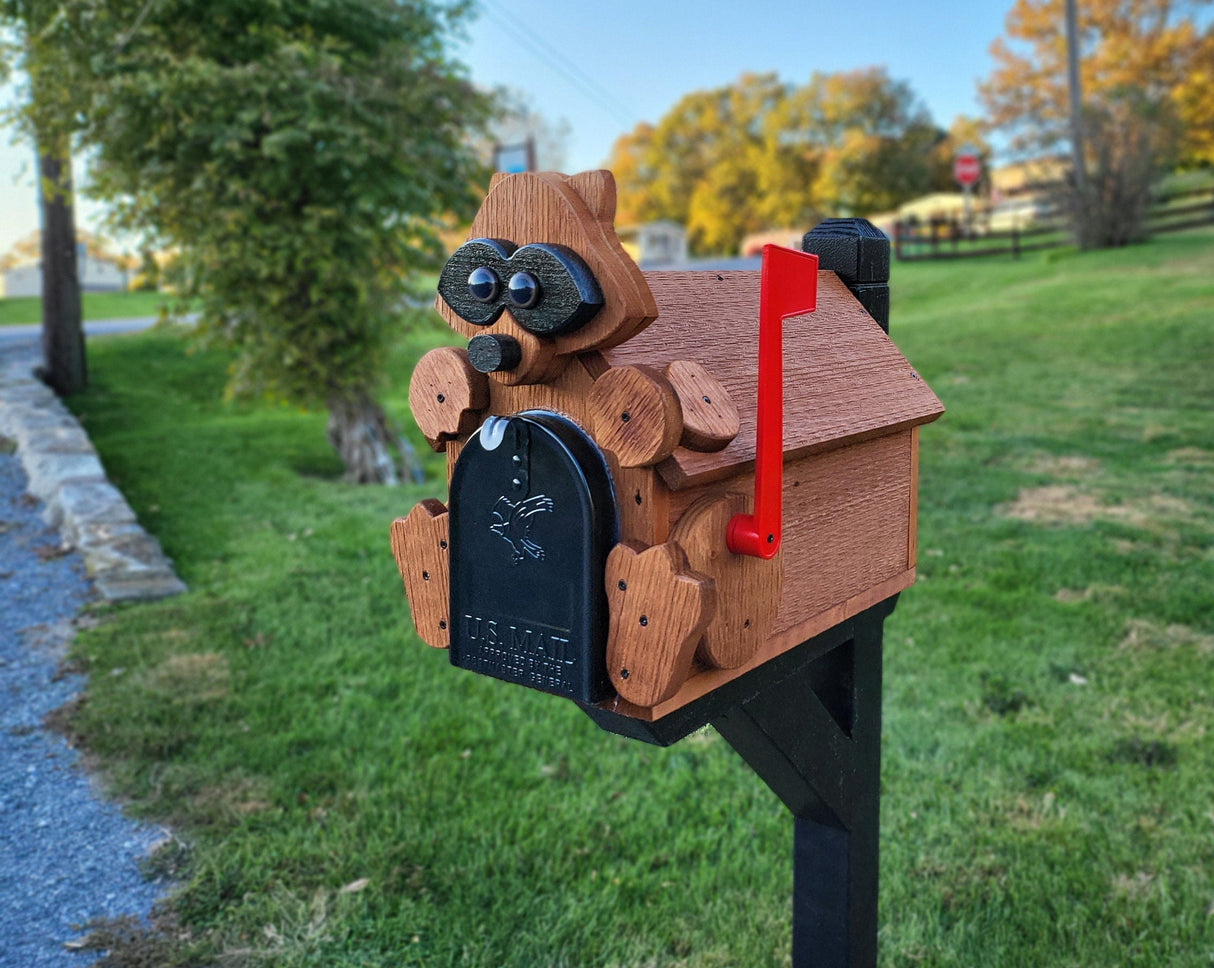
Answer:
[604, 541, 716, 706]
[487, 352, 600, 429]
[408, 347, 489, 450]
[480, 315, 560, 386]
[547, 171, 658, 346]
[603, 431, 916, 716]
[588, 364, 682, 468]
[436, 171, 656, 359]
[389, 499, 451, 649]
[610, 458, 669, 546]
[604, 568, 915, 721]
[664, 360, 739, 452]
[607, 270, 943, 490]
[669, 491, 783, 669]
[908, 426, 919, 569]
[441, 354, 666, 547]
[445, 436, 464, 488]
[768, 431, 913, 636]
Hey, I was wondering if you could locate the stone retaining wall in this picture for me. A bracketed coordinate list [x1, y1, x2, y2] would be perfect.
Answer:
[0, 340, 186, 601]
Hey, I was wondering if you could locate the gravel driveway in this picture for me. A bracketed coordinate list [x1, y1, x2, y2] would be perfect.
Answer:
[0, 449, 167, 966]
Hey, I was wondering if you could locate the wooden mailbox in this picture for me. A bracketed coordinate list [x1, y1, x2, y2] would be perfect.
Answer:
[391, 169, 943, 968]
[391, 168, 942, 721]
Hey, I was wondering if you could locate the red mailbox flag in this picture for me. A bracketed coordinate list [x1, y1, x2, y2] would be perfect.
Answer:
[727, 244, 818, 559]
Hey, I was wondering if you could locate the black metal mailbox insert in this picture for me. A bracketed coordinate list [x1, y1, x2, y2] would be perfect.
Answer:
[448, 411, 617, 703]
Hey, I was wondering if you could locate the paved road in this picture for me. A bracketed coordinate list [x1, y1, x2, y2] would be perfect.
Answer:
[0, 316, 192, 342]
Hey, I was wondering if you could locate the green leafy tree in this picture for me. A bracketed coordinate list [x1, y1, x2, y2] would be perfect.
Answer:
[608, 69, 940, 254]
[1, 0, 87, 394]
[790, 68, 940, 216]
[82, 0, 491, 483]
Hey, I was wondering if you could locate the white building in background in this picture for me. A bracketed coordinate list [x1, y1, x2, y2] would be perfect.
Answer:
[80, 250, 128, 291]
[0, 243, 129, 297]
[617, 221, 689, 268]
[0, 264, 42, 298]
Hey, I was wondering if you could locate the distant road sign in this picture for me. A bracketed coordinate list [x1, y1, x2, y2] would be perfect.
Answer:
[954, 152, 981, 187]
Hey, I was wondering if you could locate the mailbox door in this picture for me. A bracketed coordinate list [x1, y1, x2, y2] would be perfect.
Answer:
[448, 411, 617, 702]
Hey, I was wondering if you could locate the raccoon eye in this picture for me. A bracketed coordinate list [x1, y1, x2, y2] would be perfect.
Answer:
[507, 271, 541, 310]
[467, 266, 500, 303]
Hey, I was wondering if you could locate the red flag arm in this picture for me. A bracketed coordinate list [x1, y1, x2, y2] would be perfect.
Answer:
[726, 245, 818, 559]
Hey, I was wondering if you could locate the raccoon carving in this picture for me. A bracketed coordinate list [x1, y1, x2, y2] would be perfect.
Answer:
[393, 170, 730, 708]
[390, 169, 941, 716]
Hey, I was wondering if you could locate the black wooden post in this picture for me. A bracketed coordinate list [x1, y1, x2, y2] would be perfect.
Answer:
[582, 599, 895, 968]
[802, 219, 889, 333]
[780, 218, 892, 967]
[711, 608, 885, 968]
[583, 218, 897, 966]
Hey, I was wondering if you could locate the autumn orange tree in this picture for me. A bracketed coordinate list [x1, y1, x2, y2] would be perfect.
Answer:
[608, 69, 950, 256]
[980, 0, 1214, 246]
[609, 73, 806, 255]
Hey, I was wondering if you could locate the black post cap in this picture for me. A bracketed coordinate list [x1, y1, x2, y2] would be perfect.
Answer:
[467, 334, 522, 373]
[802, 218, 890, 285]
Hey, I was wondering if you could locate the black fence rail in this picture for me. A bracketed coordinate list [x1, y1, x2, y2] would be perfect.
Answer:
[893, 186, 1214, 261]
[1145, 186, 1214, 234]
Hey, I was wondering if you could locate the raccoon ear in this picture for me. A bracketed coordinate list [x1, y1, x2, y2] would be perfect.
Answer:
[564, 170, 617, 224]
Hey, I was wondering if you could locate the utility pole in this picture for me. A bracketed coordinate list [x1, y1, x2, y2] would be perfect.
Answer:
[26, 12, 87, 396]
[1068, 0, 1087, 245]
[36, 143, 87, 395]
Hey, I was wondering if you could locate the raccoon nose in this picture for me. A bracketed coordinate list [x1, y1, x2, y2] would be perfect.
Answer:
[468, 333, 522, 374]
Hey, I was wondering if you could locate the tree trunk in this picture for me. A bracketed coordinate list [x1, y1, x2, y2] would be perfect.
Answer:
[325, 389, 420, 485]
[38, 146, 86, 395]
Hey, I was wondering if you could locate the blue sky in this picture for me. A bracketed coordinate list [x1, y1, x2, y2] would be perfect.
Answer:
[0, 0, 1015, 255]
[461, 0, 1013, 171]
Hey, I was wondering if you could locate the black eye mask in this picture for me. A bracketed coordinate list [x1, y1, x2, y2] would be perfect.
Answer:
[437, 238, 604, 337]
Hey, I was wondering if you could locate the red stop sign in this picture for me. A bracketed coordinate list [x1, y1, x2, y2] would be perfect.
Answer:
[954, 153, 981, 187]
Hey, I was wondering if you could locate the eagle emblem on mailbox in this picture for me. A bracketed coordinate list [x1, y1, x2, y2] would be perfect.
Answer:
[489, 494, 553, 563]
[390, 169, 944, 718]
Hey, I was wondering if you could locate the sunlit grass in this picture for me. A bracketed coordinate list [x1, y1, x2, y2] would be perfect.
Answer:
[0, 290, 181, 326]
[64, 229, 1214, 966]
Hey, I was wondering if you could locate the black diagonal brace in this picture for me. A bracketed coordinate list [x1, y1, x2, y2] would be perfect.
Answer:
[581, 598, 893, 968]
[712, 671, 856, 827]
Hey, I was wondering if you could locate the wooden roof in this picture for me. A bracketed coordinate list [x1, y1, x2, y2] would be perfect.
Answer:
[603, 270, 944, 490]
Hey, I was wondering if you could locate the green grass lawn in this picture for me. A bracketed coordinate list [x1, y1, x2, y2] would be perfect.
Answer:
[0, 289, 181, 326]
[58, 229, 1214, 966]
